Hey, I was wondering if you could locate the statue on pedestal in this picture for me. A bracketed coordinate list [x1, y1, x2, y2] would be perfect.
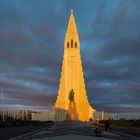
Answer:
[68, 89, 78, 120]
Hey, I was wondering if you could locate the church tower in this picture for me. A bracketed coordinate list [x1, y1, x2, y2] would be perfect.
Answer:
[54, 10, 94, 121]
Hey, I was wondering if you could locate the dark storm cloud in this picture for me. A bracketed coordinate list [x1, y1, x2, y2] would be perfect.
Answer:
[0, 0, 140, 118]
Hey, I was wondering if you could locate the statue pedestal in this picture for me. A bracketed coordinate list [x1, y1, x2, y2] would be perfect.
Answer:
[68, 101, 78, 120]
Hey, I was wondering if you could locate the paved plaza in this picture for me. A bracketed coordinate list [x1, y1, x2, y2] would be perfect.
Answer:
[9, 122, 139, 140]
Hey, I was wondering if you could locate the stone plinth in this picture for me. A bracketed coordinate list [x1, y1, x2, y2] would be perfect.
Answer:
[68, 101, 78, 120]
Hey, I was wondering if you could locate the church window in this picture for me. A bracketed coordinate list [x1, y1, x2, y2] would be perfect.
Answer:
[67, 42, 69, 48]
[75, 42, 77, 48]
[71, 39, 73, 48]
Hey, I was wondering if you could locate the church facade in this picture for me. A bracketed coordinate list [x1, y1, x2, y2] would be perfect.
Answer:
[54, 11, 94, 121]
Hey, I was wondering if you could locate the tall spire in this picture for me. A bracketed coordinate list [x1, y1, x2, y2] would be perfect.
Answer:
[54, 10, 94, 121]
[65, 10, 79, 46]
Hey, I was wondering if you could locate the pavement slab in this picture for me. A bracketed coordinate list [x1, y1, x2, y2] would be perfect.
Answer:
[30, 134, 117, 140]
[9, 122, 140, 140]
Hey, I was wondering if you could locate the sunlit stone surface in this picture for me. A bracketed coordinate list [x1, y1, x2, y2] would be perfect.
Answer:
[54, 11, 94, 121]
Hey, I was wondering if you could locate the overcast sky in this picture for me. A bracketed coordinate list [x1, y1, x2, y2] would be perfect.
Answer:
[0, 0, 140, 118]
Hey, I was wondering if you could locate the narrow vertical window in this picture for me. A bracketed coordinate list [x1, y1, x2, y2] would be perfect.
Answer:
[71, 39, 73, 48]
[75, 42, 77, 48]
[67, 42, 69, 48]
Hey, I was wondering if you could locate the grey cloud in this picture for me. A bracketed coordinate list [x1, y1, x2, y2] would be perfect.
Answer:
[0, 0, 140, 118]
